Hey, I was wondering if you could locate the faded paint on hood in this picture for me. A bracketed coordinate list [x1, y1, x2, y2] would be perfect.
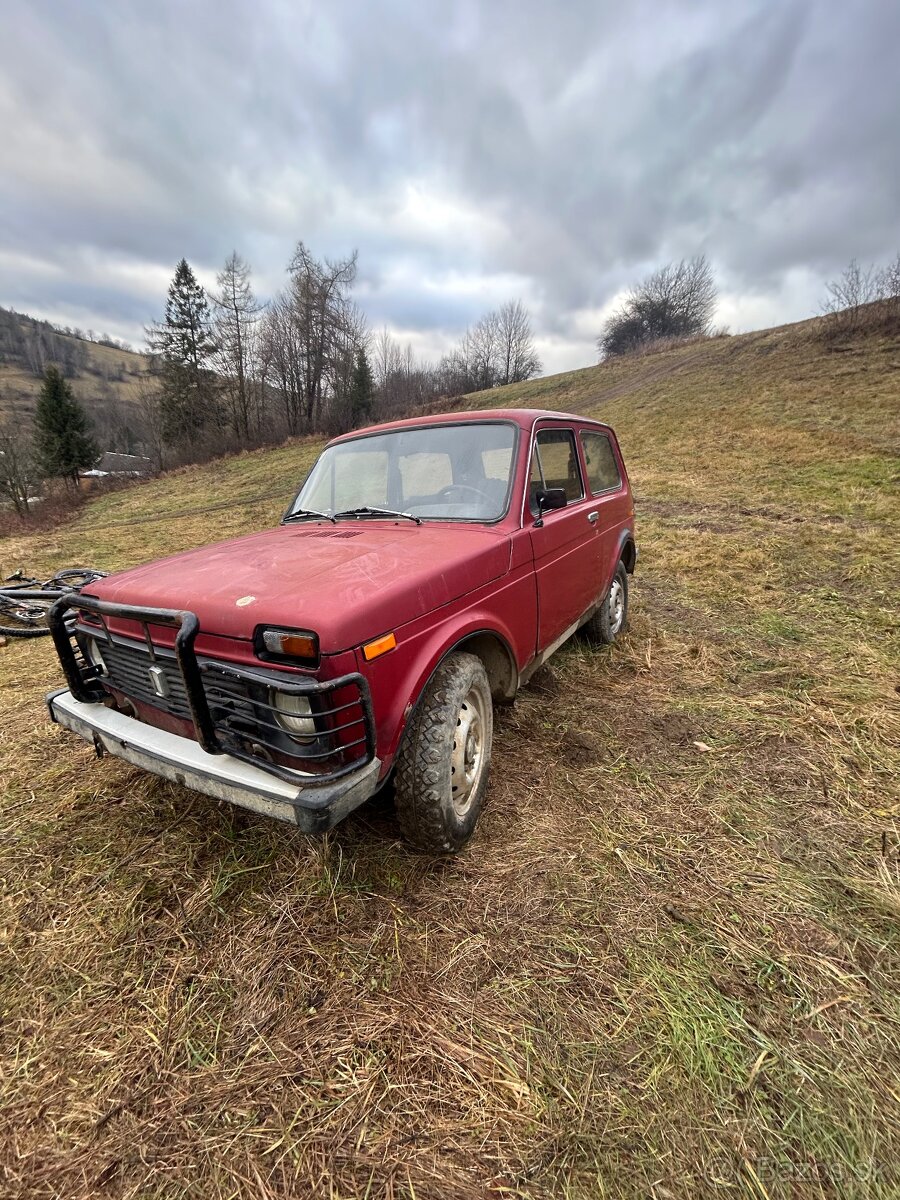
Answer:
[90, 522, 512, 652]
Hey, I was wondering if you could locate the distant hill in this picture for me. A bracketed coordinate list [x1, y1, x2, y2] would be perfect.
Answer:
[0, 307, 152, 452]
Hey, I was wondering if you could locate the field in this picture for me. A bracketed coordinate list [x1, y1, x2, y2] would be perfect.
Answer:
[1, 319, 898, 1198]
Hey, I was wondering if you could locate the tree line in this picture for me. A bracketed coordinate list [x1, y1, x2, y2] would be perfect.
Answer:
[0, 308, 137, 379]
[0, 308, 89, 379]
[5, 242, 898, 520]
[140, 247, 543, 463]
[0, 245, 544, 514]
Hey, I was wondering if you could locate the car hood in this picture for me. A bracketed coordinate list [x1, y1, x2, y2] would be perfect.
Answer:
[89, 521, 512, 652]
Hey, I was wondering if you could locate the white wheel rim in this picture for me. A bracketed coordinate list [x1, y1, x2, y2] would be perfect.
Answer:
[608, 577, 624, 634]
[450, 687, 487, 815]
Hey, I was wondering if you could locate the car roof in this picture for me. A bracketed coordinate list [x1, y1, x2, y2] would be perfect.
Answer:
[328, 407, 614, 445]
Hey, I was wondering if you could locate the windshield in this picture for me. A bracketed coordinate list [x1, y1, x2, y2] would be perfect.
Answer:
[288, 422, 517, 522]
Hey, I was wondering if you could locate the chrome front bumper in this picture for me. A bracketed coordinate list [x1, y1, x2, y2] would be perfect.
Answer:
[47, 689, 382, 832]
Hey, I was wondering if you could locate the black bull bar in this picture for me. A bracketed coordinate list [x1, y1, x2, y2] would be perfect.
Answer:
[48, 593, 376, 786]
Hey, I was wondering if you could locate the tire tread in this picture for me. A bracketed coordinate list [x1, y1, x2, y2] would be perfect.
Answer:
[394, 652, 491, 853]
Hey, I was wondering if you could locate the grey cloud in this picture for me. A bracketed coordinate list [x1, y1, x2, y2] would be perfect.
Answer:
[1, 0, 898, 373]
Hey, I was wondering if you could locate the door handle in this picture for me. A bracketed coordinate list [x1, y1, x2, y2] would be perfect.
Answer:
[588, 511, 599, 524]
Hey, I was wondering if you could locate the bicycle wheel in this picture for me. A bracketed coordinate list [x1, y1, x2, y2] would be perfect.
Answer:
[47, 567, 108, 591]
[0, 592, 56, 638]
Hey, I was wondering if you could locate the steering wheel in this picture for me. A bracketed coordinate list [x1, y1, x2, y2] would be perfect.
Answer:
[436, 483, 491, 504]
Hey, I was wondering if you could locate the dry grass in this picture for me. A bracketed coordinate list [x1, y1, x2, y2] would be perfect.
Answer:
[1, 320, 898, 1198]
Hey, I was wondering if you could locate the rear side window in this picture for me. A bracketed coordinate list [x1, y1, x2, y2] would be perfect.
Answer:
[580, 431, 621, 494]
[529, 429, 584, 514]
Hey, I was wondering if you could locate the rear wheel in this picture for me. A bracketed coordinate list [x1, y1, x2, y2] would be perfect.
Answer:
[394, 652, 493, 853]
[583, 560, 629, 645]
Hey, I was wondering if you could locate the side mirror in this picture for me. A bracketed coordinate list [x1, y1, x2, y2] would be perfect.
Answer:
[537, 487, 567, 513]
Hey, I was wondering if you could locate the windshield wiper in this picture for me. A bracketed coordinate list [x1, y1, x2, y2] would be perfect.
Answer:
[283, 507, 337, 524]
[333, 505, 421, 525]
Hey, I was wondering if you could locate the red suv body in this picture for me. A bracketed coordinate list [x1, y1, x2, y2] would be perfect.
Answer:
[47, 409, 636, 850]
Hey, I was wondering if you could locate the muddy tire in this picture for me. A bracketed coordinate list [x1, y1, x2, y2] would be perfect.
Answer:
[583, 560, 629, 645]
[394, 652, 493, 853]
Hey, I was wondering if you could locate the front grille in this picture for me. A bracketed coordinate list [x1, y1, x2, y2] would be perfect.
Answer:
[97, 636, 195, 719]
[91, 635, 261, 733]
[51, 595, 375, 787]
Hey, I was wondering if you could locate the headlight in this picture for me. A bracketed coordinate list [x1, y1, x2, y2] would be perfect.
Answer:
[85, 638, 108, 676]
[270, 690, 317, 743]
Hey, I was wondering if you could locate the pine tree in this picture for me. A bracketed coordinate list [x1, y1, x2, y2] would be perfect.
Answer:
[33, 365, 97, 486]
[147, 259, 219, 444]
[348, 347, 375, 428]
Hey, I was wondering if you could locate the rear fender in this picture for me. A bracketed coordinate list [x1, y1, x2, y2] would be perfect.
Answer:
[600, 529, 636, 600]
[617, 529, 637, 573]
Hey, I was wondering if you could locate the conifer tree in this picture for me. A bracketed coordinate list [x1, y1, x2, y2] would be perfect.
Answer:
[147, 259, 219, 444]
[348, 346, 375, 428]
[33, 365, 97, 485]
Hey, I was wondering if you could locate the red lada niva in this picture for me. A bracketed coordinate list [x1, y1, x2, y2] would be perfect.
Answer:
[47, 409, 636, 852]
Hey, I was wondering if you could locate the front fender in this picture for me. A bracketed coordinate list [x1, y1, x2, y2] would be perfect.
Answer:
[358, 572, 537, 771]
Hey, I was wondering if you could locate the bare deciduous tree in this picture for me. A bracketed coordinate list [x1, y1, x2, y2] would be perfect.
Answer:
[258, 244, 362, 435]
[372, 326, 404, 390]
[599, 255, 718, 358]
[212, 252, 263, 441]
[876, 253, 900, 309]
[0, 412, 38, 517]
[322, 302, 370, 434]
[261, 293, 304, 435]
[821, 259, 878, 332]
[286, 242, 359, 430]
[496, 299, 542, 385]
[820, 254, 900, 338]
[134, 375, 167, 473]
[437, 300, 542, 393]
[369, 328, 438, 418]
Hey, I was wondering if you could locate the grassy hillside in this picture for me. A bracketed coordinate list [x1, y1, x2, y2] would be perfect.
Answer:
[1, 320, 898, 1198]
[0, 309, 151, 426]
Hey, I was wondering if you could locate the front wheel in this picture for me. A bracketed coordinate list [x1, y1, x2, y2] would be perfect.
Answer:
[394, 652, 493, 853]
[583, 561, 629, 645]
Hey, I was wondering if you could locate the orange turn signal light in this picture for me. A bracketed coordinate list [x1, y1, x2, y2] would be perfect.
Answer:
[362, 631, 397, 661]
[279, 633, 318, 658]
[261, 629, 318, 660]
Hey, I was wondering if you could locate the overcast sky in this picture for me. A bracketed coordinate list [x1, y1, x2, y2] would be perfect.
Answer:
[2, 0, 898, 374]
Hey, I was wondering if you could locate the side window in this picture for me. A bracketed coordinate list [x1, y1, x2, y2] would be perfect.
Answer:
[580, 431, 621, 494]
[535, 429, 584, 503]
